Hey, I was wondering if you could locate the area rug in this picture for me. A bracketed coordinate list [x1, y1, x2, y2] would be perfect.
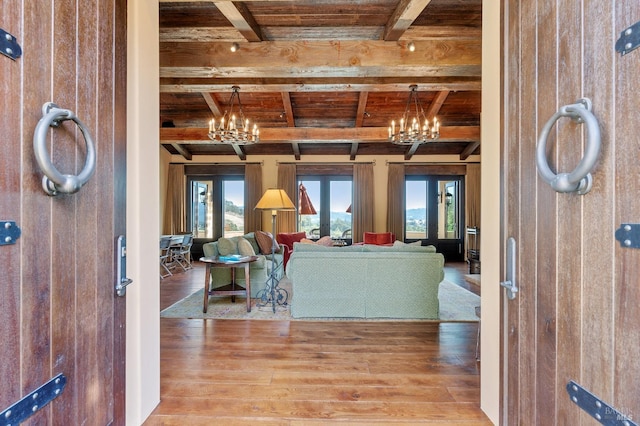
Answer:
[161, 278, 480, 322]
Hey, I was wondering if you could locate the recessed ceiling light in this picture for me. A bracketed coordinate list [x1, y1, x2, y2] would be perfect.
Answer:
[230, 42, 239, 53]
[408, 42, 416, 52]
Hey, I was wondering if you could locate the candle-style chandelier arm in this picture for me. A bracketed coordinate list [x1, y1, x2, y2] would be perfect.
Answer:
[207, 86, 259, 145]
[389, 84, 440, 145]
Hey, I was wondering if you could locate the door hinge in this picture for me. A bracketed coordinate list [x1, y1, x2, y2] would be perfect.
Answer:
[0, 221, 21, 245]
[0, 374, 66, 425]
[616, 21, 640, 56]
[615, 224, 640, 249]
[567, 381, 636, 425]
[0, 28, 22, 61]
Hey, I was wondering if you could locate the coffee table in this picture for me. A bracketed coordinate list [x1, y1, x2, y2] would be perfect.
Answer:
[200, 255, 258, 313]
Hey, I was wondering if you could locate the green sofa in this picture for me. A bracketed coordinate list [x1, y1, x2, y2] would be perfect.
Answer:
[286, 243, 445, 319]
[202, 232, 285, 298]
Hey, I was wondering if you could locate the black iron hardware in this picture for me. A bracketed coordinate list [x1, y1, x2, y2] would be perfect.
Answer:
[0, 374, 66, 425]
[0, 28, 21, 60]
[616, 21, 640, 56]
[615, 223, 640, 249]
[0, 221, 21, 246]
[567, 381, 636, 425]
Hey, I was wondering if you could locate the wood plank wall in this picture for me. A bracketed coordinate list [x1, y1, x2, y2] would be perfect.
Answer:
[504, 1, 640, 424]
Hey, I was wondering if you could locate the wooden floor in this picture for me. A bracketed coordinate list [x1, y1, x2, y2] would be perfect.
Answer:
[144, 262, 490, 425]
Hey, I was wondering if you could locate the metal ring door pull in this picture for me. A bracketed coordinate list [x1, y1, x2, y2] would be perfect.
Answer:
[536, 98, 601, 195]
[33, 102, 96, 196]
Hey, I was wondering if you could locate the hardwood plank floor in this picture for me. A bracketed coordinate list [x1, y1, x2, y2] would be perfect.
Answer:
[145, 261, 490, 425]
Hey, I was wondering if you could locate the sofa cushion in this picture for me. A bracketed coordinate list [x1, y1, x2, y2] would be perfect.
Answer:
[237, 237, 256, 256]
[362, 243, 437, 253]
[393, 240, 422, 247]
[255, 230, 274, 254]
[300, 236, 333, 246]
[293, 242, 364, 252]
[242, 232, 260, 254]
[217, 237, 238, 255]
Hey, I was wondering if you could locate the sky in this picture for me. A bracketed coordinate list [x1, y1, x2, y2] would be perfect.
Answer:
[405, 180, 427, 209]
[224, 180, 245, 206]
[300, 180, 352, 212]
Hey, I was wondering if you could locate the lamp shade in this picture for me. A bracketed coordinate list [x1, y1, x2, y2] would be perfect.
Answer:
[298, 183, 317, 215]
[254, 188, 296, 211]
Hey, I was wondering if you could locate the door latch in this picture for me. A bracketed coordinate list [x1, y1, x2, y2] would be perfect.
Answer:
[500, 237, 518, 300]
[115, 235, 133, 297]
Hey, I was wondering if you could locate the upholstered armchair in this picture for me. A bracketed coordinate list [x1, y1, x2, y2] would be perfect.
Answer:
[202, 232, 285, 298]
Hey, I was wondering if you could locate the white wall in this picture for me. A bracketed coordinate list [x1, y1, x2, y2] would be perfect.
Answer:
[126, 0, 160, 424]
[480, 0, 501, 423]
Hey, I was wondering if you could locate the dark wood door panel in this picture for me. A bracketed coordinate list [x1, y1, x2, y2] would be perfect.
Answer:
[504, 0, 640, 424]
[0, 1, 126, 424]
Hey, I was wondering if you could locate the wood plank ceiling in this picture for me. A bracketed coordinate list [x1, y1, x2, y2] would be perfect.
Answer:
[159, 0, 482, 161]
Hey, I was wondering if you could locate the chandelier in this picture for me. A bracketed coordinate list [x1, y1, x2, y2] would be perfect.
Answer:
[389, 85, 440, 145]
[207, 86, 259, 145]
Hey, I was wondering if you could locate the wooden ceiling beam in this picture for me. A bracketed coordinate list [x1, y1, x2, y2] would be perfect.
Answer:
[159, 40, 481, 78]
[349, 142, 359, 161]
[213, 2, 263, 42]
[281, 91, 300, 159]
[161, 80, 481, 93]
[355, 92, 368, 128]
[159, 25, 482, 43]
[384, 0, 433, 41]
[351, 91, 369, 160]
[230, 143, 247, 160]
[405, 143, 421, 160]
[426, 90, 450, 117]
[160, 126, 480, 144]
[291, 142, 301, 160]
[201, 92, 223, 116]
[171, 143, 192, 161]
[281, 92, 295, 127]
[459, 141, 481, 160]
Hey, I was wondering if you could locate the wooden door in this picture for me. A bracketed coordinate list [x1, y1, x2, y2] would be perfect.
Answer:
[0, 1, 126, 424]
[503, 1, 640, 424]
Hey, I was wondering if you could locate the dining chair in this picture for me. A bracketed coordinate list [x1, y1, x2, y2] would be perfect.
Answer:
[160, 236, 173, 279]
[171, 234, 193, 271]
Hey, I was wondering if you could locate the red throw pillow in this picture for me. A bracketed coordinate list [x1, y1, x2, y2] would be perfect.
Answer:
[276, 232, 306, 250]
[363, 232, 395, 245]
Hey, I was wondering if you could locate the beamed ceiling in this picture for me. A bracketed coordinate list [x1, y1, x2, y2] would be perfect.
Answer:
[159, 0, 482, 161]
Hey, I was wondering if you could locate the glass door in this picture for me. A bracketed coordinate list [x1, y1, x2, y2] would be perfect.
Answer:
[405, 176, 464, 261]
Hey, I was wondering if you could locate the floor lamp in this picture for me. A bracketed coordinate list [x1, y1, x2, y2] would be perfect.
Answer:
[254, 188, 296, 312]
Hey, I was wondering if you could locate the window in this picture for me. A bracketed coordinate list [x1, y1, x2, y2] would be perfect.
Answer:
[405, 175, 464, 260]
[187, 176, 244, 239]
[298, 176, 352, 239]
[406, 180, 427, 239]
